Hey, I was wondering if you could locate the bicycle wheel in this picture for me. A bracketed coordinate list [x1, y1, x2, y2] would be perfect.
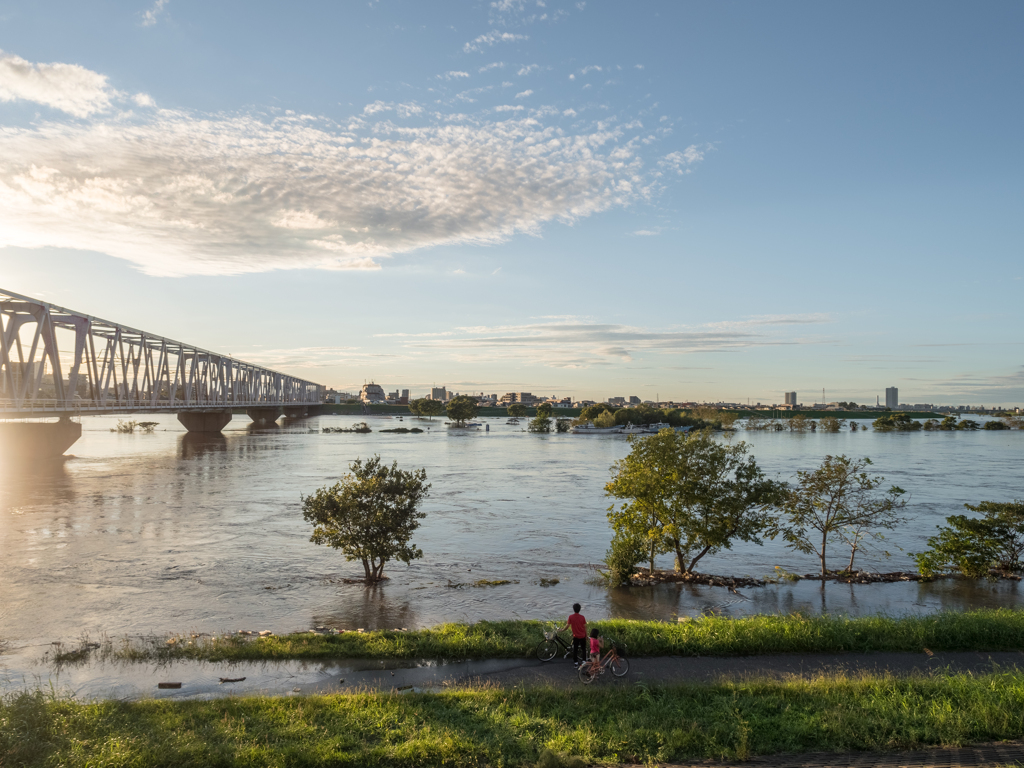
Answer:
[610, 656, 629, 677]
[578, 662, 597, 684]
[536, 639, 558, 661]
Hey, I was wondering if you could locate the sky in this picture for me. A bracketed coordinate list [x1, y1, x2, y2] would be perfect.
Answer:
[1, 1, 1022, 406]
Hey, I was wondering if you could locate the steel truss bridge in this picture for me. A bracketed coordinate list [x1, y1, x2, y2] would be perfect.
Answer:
[1, 287, 325, 456]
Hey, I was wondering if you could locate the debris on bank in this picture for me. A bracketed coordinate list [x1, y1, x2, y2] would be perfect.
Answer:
[627, 567, 1023, 588]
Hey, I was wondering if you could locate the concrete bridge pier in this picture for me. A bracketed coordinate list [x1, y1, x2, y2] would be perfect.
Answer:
[0, 417, 82, 460]
[177, 409, 232, 434]
[245, 406, 283, 425]
[282, 406, 309, 419]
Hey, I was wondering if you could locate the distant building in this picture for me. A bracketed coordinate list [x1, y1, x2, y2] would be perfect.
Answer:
[885, 387, 898, 409]
[608, 396, 626, 406]
[785, 392, 797, 406]
[500, 392, 537, 405]
[429, 387, 448, 401]
[360, 382, 387, 403]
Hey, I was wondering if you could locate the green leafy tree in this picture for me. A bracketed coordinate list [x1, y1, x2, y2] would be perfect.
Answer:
[555, 417, 572, 433]
[984, 420, 1010, 430]
[873, 413, 921, 432]
[528, 402, 553, 433]
[507, 403, 528, 418]
[416, 399, 445, 420]
[594, 410, 618, 429]
[957, 419, 980, 431]
[580, 403, 613, 421]
[915, 501, 1024, 578]
[818, 416, 845, 433]
[301, 456, 430, 582]
[446, 395, 478, 425]
[938, 415, 959, 430]
[776, 455, 907, 576]
[604, 529, 648, 586]
[407, 398, 422, 416]
[606, 429, 784, 574]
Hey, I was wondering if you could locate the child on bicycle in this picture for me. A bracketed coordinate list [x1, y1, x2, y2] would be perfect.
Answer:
[588, 627, 603, 662]
[559, 603, 587, 668]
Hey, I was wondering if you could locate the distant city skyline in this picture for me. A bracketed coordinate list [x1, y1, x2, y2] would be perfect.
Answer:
[1, 1, 1022, 405]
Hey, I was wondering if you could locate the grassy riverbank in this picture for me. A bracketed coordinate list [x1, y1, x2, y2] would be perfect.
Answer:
[92, 609, 1024, 663]
[4, 672, 1024, 767]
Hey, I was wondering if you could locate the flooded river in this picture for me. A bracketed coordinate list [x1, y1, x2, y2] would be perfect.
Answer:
[2, 414, 1022, 670]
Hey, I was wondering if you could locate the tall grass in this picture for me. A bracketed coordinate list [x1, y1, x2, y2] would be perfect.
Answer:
[101, 609, 1024, 663]
[3, 672, 1024, 767]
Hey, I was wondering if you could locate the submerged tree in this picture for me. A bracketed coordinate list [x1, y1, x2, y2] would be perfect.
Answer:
[776, 455, 907, 577]
[411, 399, 445, 420]
[528, 402, 553, 433]
[507, 403, 528, 418]
[445, 395, 478, 425]
[915, 501, 1024, 578]
[301, 456, 430, 583]
[606, 429, 784, 574]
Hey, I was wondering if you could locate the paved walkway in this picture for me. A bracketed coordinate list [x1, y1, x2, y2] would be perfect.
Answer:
[630, 740, 1024, 767]
[441, 650, 1024, 690]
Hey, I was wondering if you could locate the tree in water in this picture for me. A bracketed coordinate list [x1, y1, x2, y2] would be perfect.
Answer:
[446, 395, 478, 425]
[606, 429, 784, 574]
[776, 455, 907, 577]
[301, 456, 430, 583]
[915, 501, 1024, 578]
[528, 402, 553, 432]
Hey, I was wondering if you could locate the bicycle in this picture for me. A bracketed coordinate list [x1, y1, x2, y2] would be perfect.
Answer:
[536, 625, 576, 662]
[577, 642, 629, 683]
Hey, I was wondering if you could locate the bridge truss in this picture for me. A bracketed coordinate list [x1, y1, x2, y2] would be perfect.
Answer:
[0, 287, 324, 417]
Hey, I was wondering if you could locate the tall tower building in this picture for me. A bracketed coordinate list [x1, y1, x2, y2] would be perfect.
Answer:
[885, 387, 898, 409]
[784, 392, 797, 406]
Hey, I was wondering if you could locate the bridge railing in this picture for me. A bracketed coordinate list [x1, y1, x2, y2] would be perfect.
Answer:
[1, 288, 325, 416]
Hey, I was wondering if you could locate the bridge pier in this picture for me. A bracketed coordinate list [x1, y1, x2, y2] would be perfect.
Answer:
[246, 406, 283, 425]
[282, 406, 310, 419]
[0, 417, 82, 460]
[177, 409, 232, 434]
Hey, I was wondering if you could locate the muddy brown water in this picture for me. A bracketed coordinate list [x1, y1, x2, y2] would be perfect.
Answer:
[1, 414, 1021, 696]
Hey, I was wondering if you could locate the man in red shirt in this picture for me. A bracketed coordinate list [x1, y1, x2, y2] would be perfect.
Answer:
[559, 603, 587, 667]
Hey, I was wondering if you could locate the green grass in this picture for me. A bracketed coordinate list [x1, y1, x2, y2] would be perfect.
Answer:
[4, 672, 1024, 767]
[96, 609, 1024, 663]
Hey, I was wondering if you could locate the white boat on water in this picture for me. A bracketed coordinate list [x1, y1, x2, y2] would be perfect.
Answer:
[571, 423, 623, 435]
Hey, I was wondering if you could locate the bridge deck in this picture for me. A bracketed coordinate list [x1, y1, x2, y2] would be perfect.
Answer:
[1, 287, 324, 419]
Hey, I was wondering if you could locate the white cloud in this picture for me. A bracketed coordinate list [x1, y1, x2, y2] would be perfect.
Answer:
[634, 64, 644, 70]
[659, 145, 706, 174]
[632, 229, 658, 236]
[141, 0, 170, 27]
[479, 62, 505, 73]
[580, 65, 602, 75]
[562, 108, 577, 117]
[440, 71, 470, 80]
[400, 316, 831, 368]
[514, 89, 533, 99]
[517, 64, 540, 76]
[362, 100, 422, 117]
[0, 105, 643, 276]
[0, 50, 117, 117]
[133, 93, 156, 107]
[493, 105, 524, 112]
[464, 31, 528, 53]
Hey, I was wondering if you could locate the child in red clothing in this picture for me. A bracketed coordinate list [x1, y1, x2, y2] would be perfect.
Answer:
[588, 627, 602, 661]
[559, 603, 587, 667]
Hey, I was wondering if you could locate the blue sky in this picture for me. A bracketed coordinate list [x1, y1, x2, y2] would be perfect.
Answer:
[1, 1, 1021, 405]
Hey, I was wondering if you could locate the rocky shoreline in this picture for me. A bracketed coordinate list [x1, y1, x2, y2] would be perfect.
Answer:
[627, 567, 1023, 588]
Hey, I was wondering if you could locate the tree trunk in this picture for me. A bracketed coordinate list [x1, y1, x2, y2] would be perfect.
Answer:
[674, 543, 686, 573]
[847, 546, 857, 573]
[686, 544, 714, 574]
[361, 557, 372, 581]
[820, 533, 828, 579]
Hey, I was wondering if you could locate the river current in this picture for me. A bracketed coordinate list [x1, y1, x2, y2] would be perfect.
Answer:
[2, 414, 1022, 654]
